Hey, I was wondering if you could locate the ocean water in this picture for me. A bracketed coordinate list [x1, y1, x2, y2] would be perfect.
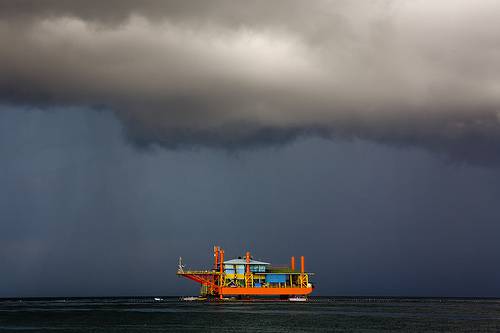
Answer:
[1, 297, 500, 332]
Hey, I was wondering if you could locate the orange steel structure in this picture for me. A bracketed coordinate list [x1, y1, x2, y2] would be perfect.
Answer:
[177, 246, 314, 299]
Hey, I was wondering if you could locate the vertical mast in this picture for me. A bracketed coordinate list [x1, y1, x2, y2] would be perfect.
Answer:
[245, 251, 251, 274]
[213, 246, 219, 270]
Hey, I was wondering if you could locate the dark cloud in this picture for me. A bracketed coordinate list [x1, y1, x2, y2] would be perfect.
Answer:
[1, 0, 500, 163]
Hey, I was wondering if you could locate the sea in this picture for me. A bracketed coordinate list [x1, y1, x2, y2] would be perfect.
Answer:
[1, 297, 500, 332]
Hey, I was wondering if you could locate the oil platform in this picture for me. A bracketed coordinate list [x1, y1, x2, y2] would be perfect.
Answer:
[177, 246, 314, 299]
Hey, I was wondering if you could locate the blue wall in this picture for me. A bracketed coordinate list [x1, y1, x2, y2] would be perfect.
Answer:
[266, 274, 286, 283]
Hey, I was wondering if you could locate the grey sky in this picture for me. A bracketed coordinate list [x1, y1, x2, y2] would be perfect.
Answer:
[1, 1, 500, 297]
[1, 106, 500, 297]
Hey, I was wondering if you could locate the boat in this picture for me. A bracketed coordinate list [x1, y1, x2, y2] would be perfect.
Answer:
[181, 296, 206, 301]
[177, 246, 314, 299]
[289, 296, 308, 302]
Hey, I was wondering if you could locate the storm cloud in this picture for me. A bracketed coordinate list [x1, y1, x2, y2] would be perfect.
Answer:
[1, 0, 500, 162]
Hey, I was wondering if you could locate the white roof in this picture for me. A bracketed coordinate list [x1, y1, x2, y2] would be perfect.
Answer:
[223, 258, 270, 265]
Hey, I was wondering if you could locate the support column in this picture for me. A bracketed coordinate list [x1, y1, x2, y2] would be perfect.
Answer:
[219, 250, 224, 299]
[245, 251, 253, 287]
[299, 255, 307, 288]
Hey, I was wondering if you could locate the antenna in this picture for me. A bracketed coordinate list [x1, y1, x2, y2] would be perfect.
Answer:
[178, 257, 185, 273]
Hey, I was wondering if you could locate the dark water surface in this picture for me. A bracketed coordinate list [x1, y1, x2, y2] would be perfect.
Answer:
[1, 297, 500, 332]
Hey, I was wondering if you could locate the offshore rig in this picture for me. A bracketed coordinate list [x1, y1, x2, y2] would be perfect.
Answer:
[177, 246, 314, 299]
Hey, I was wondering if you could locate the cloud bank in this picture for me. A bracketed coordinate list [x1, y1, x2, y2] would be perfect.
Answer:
[1, 0, 500, 162]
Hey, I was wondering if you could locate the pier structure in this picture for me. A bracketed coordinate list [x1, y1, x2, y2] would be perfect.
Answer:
[177, 246, 314, 299]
